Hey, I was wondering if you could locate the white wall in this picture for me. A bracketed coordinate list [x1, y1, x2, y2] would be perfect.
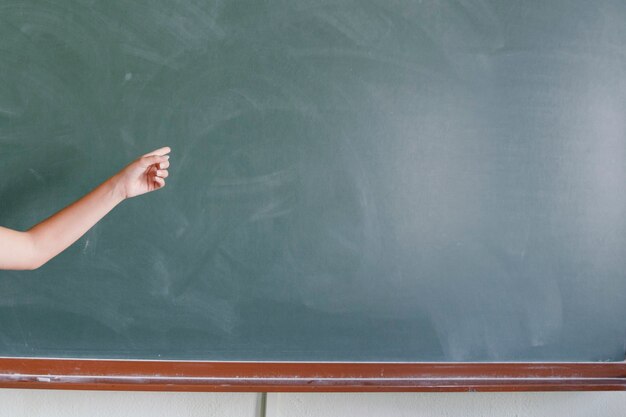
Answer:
[1, 390, 625, 416]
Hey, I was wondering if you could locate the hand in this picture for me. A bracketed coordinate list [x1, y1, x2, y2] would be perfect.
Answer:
[113, 147, 171, 200]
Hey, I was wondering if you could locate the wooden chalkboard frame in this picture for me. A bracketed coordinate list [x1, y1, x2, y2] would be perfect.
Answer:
[0, 359, 624, 391]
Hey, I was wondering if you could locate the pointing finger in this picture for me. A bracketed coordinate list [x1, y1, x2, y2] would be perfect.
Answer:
[143, 146, 171, 157]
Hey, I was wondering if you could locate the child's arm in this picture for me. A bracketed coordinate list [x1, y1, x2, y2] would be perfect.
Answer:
[0, 146, 171, 270]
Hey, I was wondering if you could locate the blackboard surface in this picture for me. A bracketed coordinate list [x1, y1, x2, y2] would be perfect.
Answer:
[0, 0, 625, 362]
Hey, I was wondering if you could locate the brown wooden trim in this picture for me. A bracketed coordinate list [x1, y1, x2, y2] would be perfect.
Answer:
[1, 358, 625, 391]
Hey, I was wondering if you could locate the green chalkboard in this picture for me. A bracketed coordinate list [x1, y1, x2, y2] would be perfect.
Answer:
[0, 0, 625, 362]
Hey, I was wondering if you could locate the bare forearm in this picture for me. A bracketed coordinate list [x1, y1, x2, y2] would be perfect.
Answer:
[26, 176, 125, 268]
[0, 147, 170, 271]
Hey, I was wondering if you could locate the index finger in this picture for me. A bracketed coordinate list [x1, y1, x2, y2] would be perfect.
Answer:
[143, 146, 171, 157]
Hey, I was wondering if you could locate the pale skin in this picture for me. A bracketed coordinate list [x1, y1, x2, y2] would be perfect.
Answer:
[0, 146, 171, 270]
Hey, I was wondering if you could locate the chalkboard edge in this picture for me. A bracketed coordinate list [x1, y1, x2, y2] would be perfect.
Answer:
[0, 359, 624, 392]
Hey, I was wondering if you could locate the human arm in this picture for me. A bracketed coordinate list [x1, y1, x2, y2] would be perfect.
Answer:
[0, 146, 171, 270]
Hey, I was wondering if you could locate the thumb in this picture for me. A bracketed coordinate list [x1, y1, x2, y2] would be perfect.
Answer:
[139, 154, 169, 168]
